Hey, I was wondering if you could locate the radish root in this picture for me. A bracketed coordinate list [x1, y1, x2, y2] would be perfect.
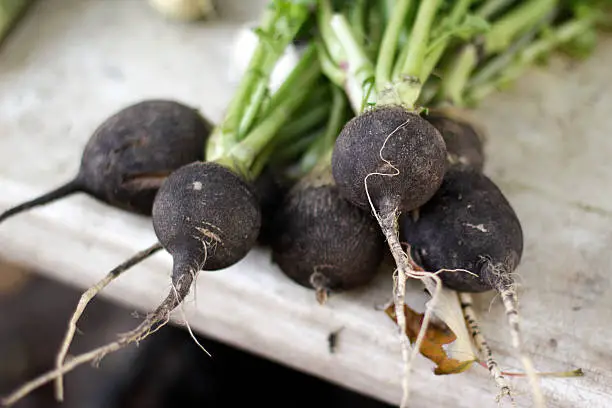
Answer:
[364, 118, 444, 408]
[498, 283, 545, 408]
[54, 242, 163, 400]
[0, 179, 81, 224]
[3, 269, 193, 407]
[363, 119, 413, 408]
[309, 270, 331, 305]
[173, 275, 211, 357]
[459, 292, 515, 407]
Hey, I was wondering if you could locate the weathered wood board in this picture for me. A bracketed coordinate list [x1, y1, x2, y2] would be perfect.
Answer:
[1, 1, 611, 407]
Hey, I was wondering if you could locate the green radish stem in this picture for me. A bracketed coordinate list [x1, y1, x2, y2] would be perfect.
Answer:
[293, 85, 348, 176]
[437, 0, 559, 105]
[374, 0, 412, 93]
[210, 44, 321, 177]
[0, 0, 33, 45]
[206, 0, 314, 158]
[420, 0, 480, 82]
[475, 0, 517, 19]
[250, 79, 331, 177]
[466, 11, 602, 103]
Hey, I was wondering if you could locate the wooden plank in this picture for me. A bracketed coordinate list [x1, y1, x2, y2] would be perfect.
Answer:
[1, 1, 611, 407]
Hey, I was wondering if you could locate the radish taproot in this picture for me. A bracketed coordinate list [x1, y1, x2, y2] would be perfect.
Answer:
[0, 99, 211, 223]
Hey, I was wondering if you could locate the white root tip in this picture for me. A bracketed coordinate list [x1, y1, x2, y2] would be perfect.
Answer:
[499, 286, 546, 408]
[459, 293, 516, 407]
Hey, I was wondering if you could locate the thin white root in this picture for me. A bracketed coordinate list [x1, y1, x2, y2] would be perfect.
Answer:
[3, 269, 193, 407]
[2, 316, 171, 407]
[53, 242, 163, 401]
[379, 212, 413, 408]
[378, 226, 444, 408]
[363, 118, 446, 408]
[174, 277, 211, 357]
[499, 286, 546, 408]
[459, 292, 515, 407]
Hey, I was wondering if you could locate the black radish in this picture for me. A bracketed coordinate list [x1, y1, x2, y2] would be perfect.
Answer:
[0, 99, 211, 223]
[270, 164, 384, 304]
[152, 161, 261, 274]
[401, 169, 523, 293]
[423, 109, 485, 172]
[400, 168, 543, 406]
[270, 84, 384, 303]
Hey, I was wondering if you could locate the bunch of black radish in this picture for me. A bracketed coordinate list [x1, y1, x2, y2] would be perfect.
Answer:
[1, 1, 608, 407]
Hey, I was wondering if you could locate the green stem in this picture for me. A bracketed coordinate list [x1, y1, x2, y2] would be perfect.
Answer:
[329, 13, 376, 113]
[252, 96, 328, 177]
[238, 82, 270, 139]
[348, 0, 368, 48]
[298, 85, 348, 175]
[317, 0, 345, 65]
[213, 45, 321, 179]
[467, 11, 555, 90]
[206, 1, 312, 158]
[438, 44, 479, 106]
[365, 1, 384, 60]
[0, 0, 32, 43]
[375, 0, 412, 94]
[397, 0, 442, 80]
[475, 0, 517, 19]
[386, 0, 442, 110]
[437, 0, 558, 106]
[278, 99, 330, 141]
[379, 0, 395, 25]
[466, 16, 597, 104]
[483, 0, 557, 54]
[271, 130, 321, 166]
[256, 84, 333, 173]
[420, 0, 474, 81]
[316, 39, 346, 86]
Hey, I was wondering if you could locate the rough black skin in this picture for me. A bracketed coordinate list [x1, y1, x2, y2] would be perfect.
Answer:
[82, 100, 211, 214]
[253, 167, 292, 246]
[400, 169, 524, 292]
[423, 110, 485, 172]
[332, 105, 447, 213]
[0, 99, 211, 223]
[270, 167, 385, 294]
[152, 161, 261, 274]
